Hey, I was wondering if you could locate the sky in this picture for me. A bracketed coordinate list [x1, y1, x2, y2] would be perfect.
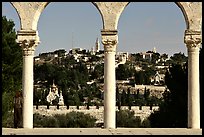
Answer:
[2, 2, 187, 57]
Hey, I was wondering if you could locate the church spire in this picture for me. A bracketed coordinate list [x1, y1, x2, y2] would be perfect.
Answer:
[95, 37, 100, 52]
[153, 47, 156, 53]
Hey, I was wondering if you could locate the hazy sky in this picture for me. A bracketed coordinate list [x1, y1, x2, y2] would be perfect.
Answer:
[2, 2, 187, 57]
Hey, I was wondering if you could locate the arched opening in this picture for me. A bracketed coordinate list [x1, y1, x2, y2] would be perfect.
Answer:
[118, 2, 186, 56]
[33, 2, 104, 127]
[116, 2, 187, 127]
[36, 2, 103, 56]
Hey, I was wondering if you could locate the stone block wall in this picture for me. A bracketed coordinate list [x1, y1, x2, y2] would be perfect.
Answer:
[34, 105, 159, 123]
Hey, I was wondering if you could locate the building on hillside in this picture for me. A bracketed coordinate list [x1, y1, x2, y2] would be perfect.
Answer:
[58, 91, 64, 106]
[95, 37, 100, 52]
[140, 52, 153, 61]
[69, 47, 84, 54]
[90, 38, 101, 55]
[150, 71, 165, 85]
[139, 47, 157, 61]
[46, 81, 64, 105]
[115, 52, 129, 67]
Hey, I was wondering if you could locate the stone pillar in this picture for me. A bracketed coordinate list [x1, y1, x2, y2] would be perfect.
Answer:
[101, 30, 118, 129]
[184, 30, 202, 129]
[17, 30, 40, 129]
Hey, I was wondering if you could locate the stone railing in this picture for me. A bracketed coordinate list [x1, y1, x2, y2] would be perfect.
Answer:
[33, 105, 159, 123]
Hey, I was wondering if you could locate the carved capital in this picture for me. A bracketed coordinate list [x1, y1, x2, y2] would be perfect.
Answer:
[16, 30, 40, 56]
[184, 30, 202, 51]
[102, 37, 118, 53]
[102, 39, 117, 46]
[101, 30, 118, 53]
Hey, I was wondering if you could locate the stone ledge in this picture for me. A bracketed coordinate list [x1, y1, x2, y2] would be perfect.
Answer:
[2, 128, 202, 135]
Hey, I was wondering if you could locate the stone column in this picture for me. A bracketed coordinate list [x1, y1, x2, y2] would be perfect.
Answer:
[17, 30, 40, 129]
[184, 30, 202, 129]
[101, 30, 118, 129]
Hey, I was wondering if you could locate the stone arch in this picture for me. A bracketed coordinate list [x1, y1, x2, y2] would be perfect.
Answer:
[175, 2, 190, 29]
[7, 2, 201, 129]
[10, 2, 103, 31]
[119, 2, 201, 31]
[117, 2, 188, 55]
[93, 2, 201, 31]
[94, 2, 202, 129]
[120, 2, 190, 29]
[11, 2, 201, 33]
[10, 2, 48, 30]
[116, 2, 201, 129]
[37, 2, 104, 31]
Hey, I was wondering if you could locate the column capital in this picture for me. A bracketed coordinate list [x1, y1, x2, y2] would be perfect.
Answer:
[184, 30, 202, 51]
[16, 30, 40, 56]
[101, 30, 118, 53]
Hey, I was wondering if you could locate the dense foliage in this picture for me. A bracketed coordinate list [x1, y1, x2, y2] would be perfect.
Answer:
[116, 110, 141, 127]
[34, 112, 97, 128]
[116, 109, 150, 128]
[34, 54, 103, 106]
[2, 112, 97, 128]
[116, 87, 161, 107]
[148, 63, 188, 127]
[2, 16, 23, 122]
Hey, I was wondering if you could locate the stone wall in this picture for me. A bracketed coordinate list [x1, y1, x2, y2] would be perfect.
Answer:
[33, 105, 159, 123]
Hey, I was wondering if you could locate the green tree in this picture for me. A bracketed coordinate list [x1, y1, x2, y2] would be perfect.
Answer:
[143, 87, 150, 105]
[116, 64, 130, 80]
[121, 89, 127, 106]
[126, 88, 134, 107]
[116, 86, 121, 107]
[53, 49, 66, 57]
[116, 110, 142, 127]
[91, 63, 104, 80]
[134, 71, 145, 84]
[2, 16, 23, 122]
[148, 63, 188, 127]
[33, 111, 96, 128]
[170, 52, 188, 65]
[34, 63, 57, 87]
[151, 52, 160, 64]
[132, 53, 143, 62]
[160, 53, 168, 63]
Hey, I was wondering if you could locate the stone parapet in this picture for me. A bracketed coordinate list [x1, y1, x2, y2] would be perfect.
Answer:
[33, 105, 159, 123]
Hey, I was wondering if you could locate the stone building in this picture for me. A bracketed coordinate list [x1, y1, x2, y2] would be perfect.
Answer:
[46, 81, 64, 106]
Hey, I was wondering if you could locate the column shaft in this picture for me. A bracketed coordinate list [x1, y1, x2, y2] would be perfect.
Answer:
[22, 54, 34, 129]
[184, 30, 201, 129]
[101, 30, 118, 129]
[104, 51, 116, 128]
[188, 48, 200, 129]
[17, 30, 40, 129]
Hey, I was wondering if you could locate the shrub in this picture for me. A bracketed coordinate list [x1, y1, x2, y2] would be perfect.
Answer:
[33, 112, 97, 128]
[65, 111, 97, 128]
[141, 118, 151, 128]
[2, 111, 14, 128]
[33, 113, 44, 127]
[33, 113, 59, 128]
[53, 114, 67, 127]
[43, 116, 59, 127]
[116, 109, 142, 128]
[2, 92, 15, 126]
